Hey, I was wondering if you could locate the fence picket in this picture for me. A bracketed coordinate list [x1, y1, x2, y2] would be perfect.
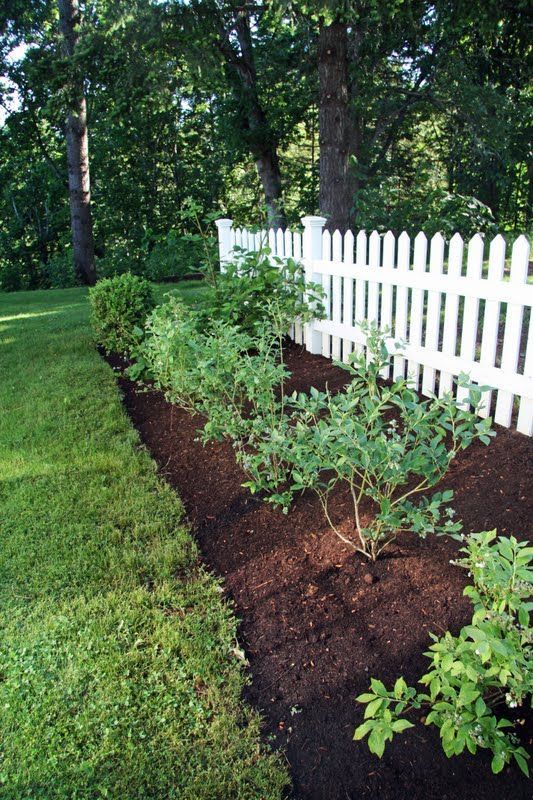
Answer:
[284, 229, 293, 258]
[367, 231, 381, 326]
[321, 229, 332, 358]
[439, 233, 463, 397]
[456, 235, 484, 407]
[393, 232, 410, 379]
[422, 233, 445, 396]
[494, 235, 531, 427]
[276, 228, 285, 258]
[342, 230, 355, 362]
[331, 229, 343, 360]
[354, 231, 367, 355]
[517, 315, 533, 435]
[478, 235, 506, 417]
[407, 232, 428, 388]
[380, 231, 395, 378]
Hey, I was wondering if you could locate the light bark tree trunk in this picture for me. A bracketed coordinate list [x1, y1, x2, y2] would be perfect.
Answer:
[318, 20, 355, 232]
[58, 0, 96, 285]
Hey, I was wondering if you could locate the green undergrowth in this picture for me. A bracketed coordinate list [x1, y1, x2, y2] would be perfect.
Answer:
[0, 285, 287, 799]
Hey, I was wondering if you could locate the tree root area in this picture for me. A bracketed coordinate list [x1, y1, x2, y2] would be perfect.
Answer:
[106, 343, 532, 800]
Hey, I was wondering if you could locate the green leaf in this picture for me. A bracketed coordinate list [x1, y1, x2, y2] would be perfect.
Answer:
[368, 728, 386, 758]
[491, 753, 505, 774]
[391, 719, 414, 733]
[394, 677, 408, 699]
[356, 693, 377, 703]
[370, 678, 387, 695]
[514, 752, 530, 777]
[365, 698, 385, 719]
[353, 721, 373, 741]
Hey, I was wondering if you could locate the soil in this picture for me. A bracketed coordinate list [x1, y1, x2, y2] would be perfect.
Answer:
[106, 343, 532, 800]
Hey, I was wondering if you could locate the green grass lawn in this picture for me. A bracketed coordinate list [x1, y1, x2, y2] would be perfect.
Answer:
[0, 285, 287, 799]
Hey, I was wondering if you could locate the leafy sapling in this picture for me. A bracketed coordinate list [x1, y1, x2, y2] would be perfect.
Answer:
[200, 245, 325, 340]
[284, 324, 494, 561]
[355, 531, 532, 776]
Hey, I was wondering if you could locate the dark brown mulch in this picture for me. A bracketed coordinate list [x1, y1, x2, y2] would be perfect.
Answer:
[106, 343, 532, 800]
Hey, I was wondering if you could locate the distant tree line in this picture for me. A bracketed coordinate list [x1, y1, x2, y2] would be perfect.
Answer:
[0, 0, 531, 289]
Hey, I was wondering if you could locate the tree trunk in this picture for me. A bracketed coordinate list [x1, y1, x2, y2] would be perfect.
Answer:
[254, 148, 284, 227]
[58, 0, 96, 285]
[318, 20, 355, 232]
[226, 11, 286, 228]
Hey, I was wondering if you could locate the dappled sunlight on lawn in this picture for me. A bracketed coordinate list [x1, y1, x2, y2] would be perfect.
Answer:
[0, 309, 61, 323]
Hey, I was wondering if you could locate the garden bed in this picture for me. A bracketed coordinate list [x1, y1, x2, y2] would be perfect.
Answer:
[108, 342, 532, 800]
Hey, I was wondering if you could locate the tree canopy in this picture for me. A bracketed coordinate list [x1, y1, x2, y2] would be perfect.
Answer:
[0, 0, 531, 289]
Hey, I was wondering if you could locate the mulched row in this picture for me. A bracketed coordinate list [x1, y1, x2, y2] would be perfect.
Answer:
[106, 343, 532, 800]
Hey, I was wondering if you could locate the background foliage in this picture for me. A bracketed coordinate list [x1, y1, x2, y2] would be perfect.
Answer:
[0, 0, 531, 290]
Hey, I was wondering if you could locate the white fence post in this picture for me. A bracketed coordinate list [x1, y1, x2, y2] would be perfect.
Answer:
[301, 215, 327, 355]
[215, 218, 233, 273]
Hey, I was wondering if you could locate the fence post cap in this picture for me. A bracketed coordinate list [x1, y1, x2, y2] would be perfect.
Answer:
[215, 218, 233, 229]
[301, 215, 327, 228]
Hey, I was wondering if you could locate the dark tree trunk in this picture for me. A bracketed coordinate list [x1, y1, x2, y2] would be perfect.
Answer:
[58, 0, 96, 285]
[221, 11, 286, 228]
[254, 148, 284, 227]
[318, 20, 355, 232]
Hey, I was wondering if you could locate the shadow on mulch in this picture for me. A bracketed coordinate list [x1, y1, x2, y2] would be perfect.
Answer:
[106, 343, 532, 800]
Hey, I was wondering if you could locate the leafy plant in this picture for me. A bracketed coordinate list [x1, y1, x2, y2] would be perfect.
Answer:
[131, 295, 294, 495]
[262, 324, 494, 560]
[355, 531, 532, 776]
[128, 296, 198, 394]
[89, 272, 155, 354]
[200, 246, 325, 338]
[42, 249, 79, 288]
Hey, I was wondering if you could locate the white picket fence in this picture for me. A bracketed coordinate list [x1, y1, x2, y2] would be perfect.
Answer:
[215, 217, 533, 436]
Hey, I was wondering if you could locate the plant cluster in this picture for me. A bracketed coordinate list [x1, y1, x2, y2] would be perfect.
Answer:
[89, 272, 155, 354]
[355, 531, 532, 775]
[200, 247, 324, 337]
[122, 256, 530, 781]
[130, 274, 299, 498]
[130, 254, 493, 566]
[274, 324, 493, 560]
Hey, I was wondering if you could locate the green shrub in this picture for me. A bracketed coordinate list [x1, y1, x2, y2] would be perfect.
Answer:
[355, 531, 532, 776]
[42, 250, 79, 288]
[89, 272, 155, 354]
[130, 297, 293, 494]
[201, 247, 324, 336]
[131, 309, 494, 562]
[270, 325, 494, 560]
[95, 241, 145, 279]
[357, 184, 498, 239]
[145, 230, 209, 282]
[0, 260, 30, 292]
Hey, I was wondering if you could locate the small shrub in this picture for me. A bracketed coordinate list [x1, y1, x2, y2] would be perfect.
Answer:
[145, 230, 211, 282]
[355, 531, 532, 776]
[0, 260, 30, 292]
[128, 297, 198, 392]
[131, 297, 293, 493]
[89, 272, 155, 354]
[245, 324, 494, 558]
[201, 247, 325, 336]
[43, 250, 78, 288]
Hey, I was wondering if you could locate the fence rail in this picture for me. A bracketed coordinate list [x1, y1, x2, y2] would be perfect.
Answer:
[215, 217, 532, 436]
